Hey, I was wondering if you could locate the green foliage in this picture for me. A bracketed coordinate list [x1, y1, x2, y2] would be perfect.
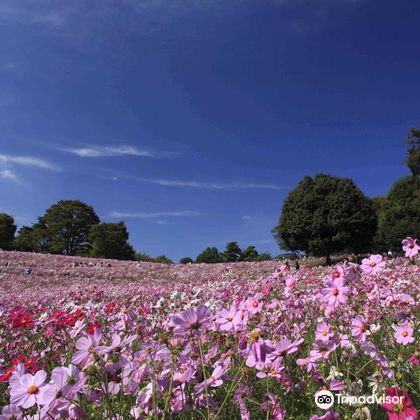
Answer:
[376, 176, 420, 252]
[273, 173, 377, 261]
[153, 255, 173, 264]
[0, 213, 16, 250]
[179, 257, 194, 264]
[405, 127, 420, 177]
[88, 222, 135, 260]
[135, 252, 155, 262]
[256, 251, 272, 261]
[241, 245, 259, 262]
[196, 247, 222, 263]
[38, 200, 100, 255]
[222, 241, 242, 262]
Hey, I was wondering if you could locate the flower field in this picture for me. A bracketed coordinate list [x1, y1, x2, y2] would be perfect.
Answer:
[0, 241, 419, 419]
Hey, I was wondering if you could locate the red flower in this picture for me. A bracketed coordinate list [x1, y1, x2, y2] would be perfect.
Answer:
[105, 303, 116, 314]
[87, 320, 100, 335]
[12, 314, 34, 328]
[383, 388, 418, 420]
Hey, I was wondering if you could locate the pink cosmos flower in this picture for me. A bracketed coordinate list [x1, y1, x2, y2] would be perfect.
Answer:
[10, 370, 54, 409]
[330, 266, 345, 282]
[402, 237, 420, 258]
[383, 388, 418, 420]
[284, 274, 297, 294]
[261, 393, 285, 420]
[172, 305, 211, 336]
[315, 322, 334, 342]
[215, 306, 242, 332]
[394, 321, 415, 345]
[244, 296, 264, 314]
[310, 340, 338, 361]
[296, 357, 318, 373]
[322, 277, 349, 309]
[361, 254, 385, 275]
[71, 329, 102, 367]
[351, 315, 369, 343]
[0, 404, 22, 420]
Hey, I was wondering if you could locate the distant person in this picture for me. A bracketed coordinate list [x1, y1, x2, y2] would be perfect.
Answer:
[295, 259, 300, 270]
[26, 266, 32, 275]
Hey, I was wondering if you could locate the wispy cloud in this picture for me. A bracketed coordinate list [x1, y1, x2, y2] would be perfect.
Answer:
[0, 154, 60, 171]
[61, 145, 175, 158]
[127, 177, 282, 190]
[0, 169, 17, 181]
[242, 215, 252, 220]
[109, 210, 200, 218]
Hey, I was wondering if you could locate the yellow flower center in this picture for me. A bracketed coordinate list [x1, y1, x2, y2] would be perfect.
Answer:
[27, 385, 39, 394]
[322, 330, 327, 336]
[332, 289, 339, 296]
[402, 331, 408, 337]
[369, 262, 376, 267]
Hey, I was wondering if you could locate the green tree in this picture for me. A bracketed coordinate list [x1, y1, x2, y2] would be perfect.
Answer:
[376, 176, 420, 252]
[88, 222, 135, 260]
[15, 226, 35, 251]
[273, 173, 377, 264]
[196, 247, 222, 264]
[135, 252, 154, 262]
[241, 245, 259, 262]
[180, 257, 194, 264]
[222, 241, 242, 262]
[405, 127, 420, 177]
[0, 213, 16, 250]
[257, 251, 272, 261]
[39, 200, 100, 255]
[154, 255, 173, 264]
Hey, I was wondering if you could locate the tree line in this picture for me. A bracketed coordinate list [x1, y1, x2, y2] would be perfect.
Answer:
[272, 127, 420, 263]
[0, 127, 418, 264]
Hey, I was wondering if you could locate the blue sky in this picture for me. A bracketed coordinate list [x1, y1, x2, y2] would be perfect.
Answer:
[0, 0, 419, 261]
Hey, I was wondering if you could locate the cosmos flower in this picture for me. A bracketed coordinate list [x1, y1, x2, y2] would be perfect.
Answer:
[402, 237, 419, 258]
[172, 305, 211, 336]
[360, 255, 386, 275]
[383, 388, 418, 420]
[351, 315, 370, 343]
[10, 370, 54, 409]
[322, 277, 349, 309]
[394, 321, 415, 345]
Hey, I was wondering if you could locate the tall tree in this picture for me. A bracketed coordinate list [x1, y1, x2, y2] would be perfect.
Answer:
[0, 213, 16, 250]
[376, 176, 420, 252]
[39, 200, 100, 255]
[180, 257, 194, 264]
[196, 247, 222, 264]
[242, 245, 259, 262]
[89, 222, 135, 260]
[222, 241, 242, 262]
[405, 127, 420, 177]
[273, 173, 377, 264]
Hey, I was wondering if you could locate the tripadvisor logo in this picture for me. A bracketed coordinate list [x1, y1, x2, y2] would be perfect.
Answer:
[314, 390, 405, 410]
[314, 390, 334, 410]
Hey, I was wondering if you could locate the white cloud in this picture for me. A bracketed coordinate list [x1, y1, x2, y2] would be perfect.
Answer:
[109, 210, 200, 218]
[0, 169, 17, 181]
[130, 177, 282, 190]
[62, 145, 175, 158]
[242, 215, 252, 220]
[0, 154, 60, 171]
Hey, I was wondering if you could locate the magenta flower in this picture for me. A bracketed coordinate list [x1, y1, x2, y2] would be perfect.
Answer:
[402, 237, 420, 258]
[394, 321, 415, 345]
[172, 305, 211, 336]
[361, 254, 385, 275]
[0, 404, 22, 420]
[351, 315, 369, 343]
[71, 329, 102, 367]
[215, 306, 242, 332]
[10, 370, 54, 409]
[322, 277, 349, 309]
[315, 322, 334, 342]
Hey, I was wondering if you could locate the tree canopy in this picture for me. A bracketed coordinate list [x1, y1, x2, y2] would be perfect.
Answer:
[196, 247, 222, 264]
[88, 222, 135, 260]
[222, 241, 242, 262]
[38, 200, 100, 255]
[0, 214, 16, 250]
[405, 127, 420, 177]
[273, 173, 377, 263]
